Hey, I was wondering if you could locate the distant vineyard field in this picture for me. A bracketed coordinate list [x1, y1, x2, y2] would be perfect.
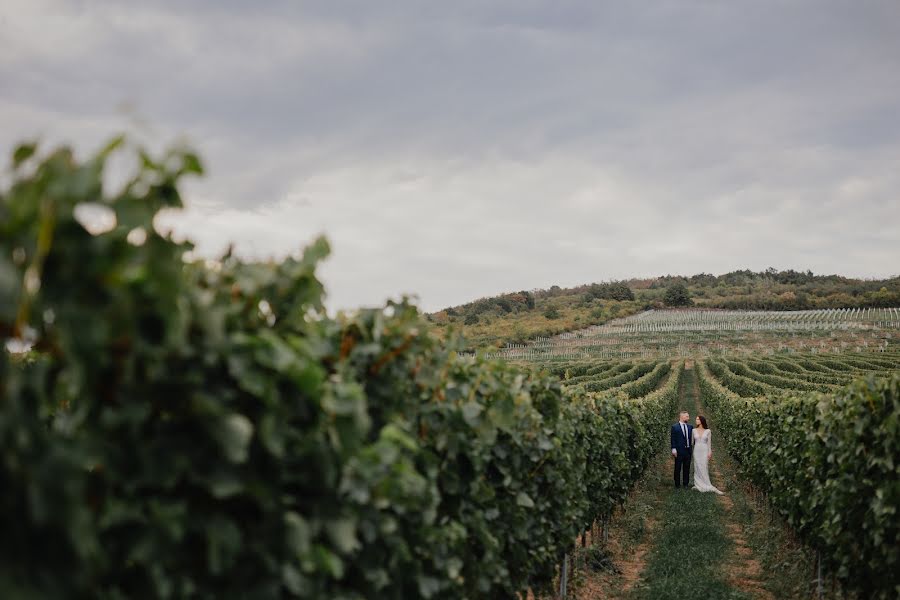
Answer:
[481, 307, 900, 360]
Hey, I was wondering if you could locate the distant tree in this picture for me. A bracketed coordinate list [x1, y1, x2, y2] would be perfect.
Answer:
[543, 307, 561, 319]
[494, 298, 513, 313]
[774, 269, 815, 285]
[464, 313, 479, 325]
[663, 283, 692, 307]
[520, 291, 536, 310]
[608, 282, 634, 301]
[507, 293, 527, 310]
[868, 289, 900, 307]
[689, 273, 717, 287]
[470, 298, 493, 315]
[584, 282, 634, 302]
[649, 275, 688, 290]
[719, 270, 756, 286]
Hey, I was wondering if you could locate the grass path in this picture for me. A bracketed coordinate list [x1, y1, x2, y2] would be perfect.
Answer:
[574, 364, 813, 599]
[624, 365, 751, 600]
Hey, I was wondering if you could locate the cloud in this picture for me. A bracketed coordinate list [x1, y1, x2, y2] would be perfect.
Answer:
[2, 0, 899, 311]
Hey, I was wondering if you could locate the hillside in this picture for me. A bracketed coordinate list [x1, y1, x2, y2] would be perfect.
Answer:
[428, 269, 900, 350]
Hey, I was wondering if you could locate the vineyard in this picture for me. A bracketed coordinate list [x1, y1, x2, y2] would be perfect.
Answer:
[2, 141, 898, 599]
[531, 350, 900, 598]
[483, 308, 900, 360]
[696, 355, 900, 599]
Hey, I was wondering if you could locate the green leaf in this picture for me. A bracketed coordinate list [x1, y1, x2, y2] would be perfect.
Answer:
[461, 401, 483, 426]
[181, 152, 204, 175]
[285, 512, 311, 557]
[326, 518, 360, 554]
[258, 413, 285, 458]
[97, 134, 125, 159]
[211, 414, 255, 464]
[516, 492, 535, 508]
[282, 564, 307, 595]
[417, 575, 441, 598]
[13, 142, 37, 167]
[207, 519, 243, 574]
[207, 471, 244, 499]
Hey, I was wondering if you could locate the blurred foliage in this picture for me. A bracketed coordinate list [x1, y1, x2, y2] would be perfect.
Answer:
[0, 138, 680, 599]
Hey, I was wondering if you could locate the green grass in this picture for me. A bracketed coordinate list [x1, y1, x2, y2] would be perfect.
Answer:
[630, 488, 748, 600]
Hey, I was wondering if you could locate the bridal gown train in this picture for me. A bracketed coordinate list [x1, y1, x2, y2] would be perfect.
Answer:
[692, 429, 724, 495]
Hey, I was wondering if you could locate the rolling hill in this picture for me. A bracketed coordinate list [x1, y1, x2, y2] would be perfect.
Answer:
[428, 269, 900, 350]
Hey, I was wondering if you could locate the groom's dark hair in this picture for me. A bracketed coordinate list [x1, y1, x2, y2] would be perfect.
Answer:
[678, 410, 688, 415]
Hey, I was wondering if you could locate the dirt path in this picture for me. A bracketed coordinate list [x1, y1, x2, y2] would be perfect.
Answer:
[572, 452, 667, 600]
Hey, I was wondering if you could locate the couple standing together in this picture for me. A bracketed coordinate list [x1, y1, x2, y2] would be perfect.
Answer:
[671, 410, 724, 495]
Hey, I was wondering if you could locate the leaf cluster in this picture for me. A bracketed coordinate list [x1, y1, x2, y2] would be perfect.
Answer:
[697, 362, 900, 599]
[1, 139, 680, 599]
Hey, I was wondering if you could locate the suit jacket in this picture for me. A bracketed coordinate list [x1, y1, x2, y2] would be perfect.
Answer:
[671, 422, 693, 454]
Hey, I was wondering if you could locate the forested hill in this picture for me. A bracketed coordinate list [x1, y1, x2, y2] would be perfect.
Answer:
[428, 269, 900, 350]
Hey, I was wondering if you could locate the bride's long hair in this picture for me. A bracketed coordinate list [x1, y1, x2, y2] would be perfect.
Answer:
[697, 415, 709, 429]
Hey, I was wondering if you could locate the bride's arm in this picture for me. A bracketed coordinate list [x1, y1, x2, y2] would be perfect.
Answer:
[708, 431, 713, 459]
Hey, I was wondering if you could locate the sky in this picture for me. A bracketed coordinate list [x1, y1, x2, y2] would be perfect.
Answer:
[2, 1, 899, 312]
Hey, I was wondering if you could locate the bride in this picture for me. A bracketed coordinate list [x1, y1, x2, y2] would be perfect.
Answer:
[692, 415, 724, 495]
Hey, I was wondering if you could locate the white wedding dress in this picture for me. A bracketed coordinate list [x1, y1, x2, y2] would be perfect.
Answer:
[692, 429, 724, 495]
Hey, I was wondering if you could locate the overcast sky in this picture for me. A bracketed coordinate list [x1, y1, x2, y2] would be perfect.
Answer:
[2, 1, 899, 311]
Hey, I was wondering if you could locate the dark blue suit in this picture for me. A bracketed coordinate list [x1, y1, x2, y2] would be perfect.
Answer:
[671, 422, 693, 487]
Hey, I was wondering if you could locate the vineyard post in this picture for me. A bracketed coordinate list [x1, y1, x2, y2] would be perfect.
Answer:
[558, 553, 568, 599]
[816, 550, 824, 600]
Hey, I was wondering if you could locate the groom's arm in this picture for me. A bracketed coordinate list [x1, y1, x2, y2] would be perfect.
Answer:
[670, 425, 677, 456]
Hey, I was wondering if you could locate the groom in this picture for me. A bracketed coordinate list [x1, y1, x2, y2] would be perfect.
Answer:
[670, 410, 693, 488]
